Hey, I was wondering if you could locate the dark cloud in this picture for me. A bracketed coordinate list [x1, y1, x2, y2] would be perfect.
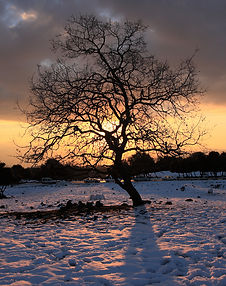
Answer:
[0, 0, 101, 120]
[0, 0, 226, 121]
[98, 0, 226, 104]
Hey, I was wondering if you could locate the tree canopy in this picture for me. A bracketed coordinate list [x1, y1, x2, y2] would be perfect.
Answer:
[22, 15, 204, 205]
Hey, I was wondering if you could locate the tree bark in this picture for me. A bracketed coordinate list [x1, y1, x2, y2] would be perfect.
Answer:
[121, 178, 144, 206]
[111, 155, 144, 207]
[112, 164, 144, 206]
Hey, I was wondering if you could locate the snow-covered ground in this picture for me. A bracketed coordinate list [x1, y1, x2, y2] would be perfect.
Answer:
[0, 179, 225, 285]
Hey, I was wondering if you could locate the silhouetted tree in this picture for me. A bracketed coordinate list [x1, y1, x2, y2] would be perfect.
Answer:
[187, 152, 207, 176]
[40, 158, 65, 179]
[22, 15, 204, 206]
[129, 152, 155, 175]
[169, 157, 185, 177]
[11, 164, 26, 182]
[207, 151, 220, 176]
[0, 163, 13, 198]
[219, 152, 226, 175]
[156, 156, 175, 172]
[0, 162, 5, 169]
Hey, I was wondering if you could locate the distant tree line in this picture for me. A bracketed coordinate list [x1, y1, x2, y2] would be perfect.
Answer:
[0, 158, 101, 187]
[128, 151, 226, 177]
[1, 151, 226, 189]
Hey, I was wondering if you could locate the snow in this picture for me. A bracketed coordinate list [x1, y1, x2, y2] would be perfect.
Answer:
[0, 179, 225, 285]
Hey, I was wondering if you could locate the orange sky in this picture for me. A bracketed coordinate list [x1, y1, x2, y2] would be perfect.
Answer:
[200, 104, 226, 152]
[1, 103, 226, 167]
[1, 2, 226, 166]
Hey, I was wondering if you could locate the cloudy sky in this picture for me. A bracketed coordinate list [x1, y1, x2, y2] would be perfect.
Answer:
[1, 0, 226, 165]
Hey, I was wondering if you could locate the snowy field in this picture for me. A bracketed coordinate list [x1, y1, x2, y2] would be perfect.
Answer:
[0, 179, 225, 285]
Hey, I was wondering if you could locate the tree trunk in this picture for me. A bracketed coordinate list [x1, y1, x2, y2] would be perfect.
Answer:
[111, 156, 144, 206]
[112, 173, 144, 206]
[121, 178, 144, 206]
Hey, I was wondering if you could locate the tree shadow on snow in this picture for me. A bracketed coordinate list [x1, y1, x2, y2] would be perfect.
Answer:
[121, 205, 176, 286]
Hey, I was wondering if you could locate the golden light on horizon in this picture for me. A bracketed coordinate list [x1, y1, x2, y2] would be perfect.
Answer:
[0, 120, 28, 166]
[1, 102, 226, 166]
[199, 103, 226, 151]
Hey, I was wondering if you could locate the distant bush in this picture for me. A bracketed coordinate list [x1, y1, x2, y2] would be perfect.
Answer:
[0, 165, 14, 199]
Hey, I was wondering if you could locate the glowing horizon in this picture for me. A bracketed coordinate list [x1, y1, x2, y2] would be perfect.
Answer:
[1, 102, 226, 167]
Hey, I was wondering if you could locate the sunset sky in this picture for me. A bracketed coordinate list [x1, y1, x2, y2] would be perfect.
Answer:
[0, 0, 226, 166]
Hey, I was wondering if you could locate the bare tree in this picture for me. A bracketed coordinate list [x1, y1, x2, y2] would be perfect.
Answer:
[22, 15, 204, 206]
